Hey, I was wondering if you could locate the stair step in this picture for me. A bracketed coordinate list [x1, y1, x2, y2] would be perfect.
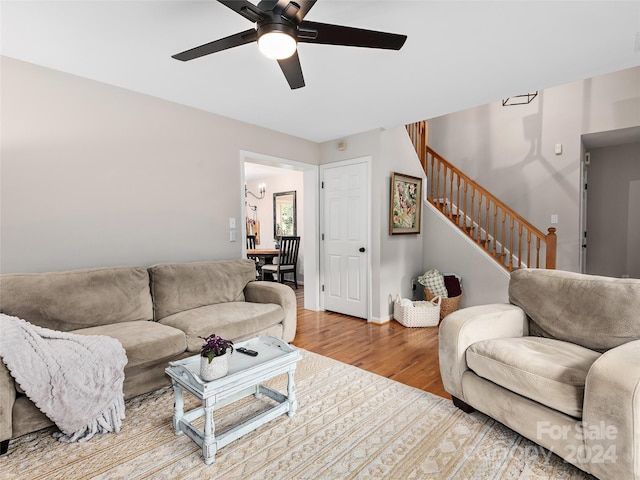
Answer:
[434, 203, 447, 213]
[431, 196, 523, 272]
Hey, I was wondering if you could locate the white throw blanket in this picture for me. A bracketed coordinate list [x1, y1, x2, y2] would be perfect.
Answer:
[0, 314, 128, 442]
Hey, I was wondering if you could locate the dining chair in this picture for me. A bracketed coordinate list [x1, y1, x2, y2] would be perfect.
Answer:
[261, 236, 300, 289]
[246, 235, 259, 279]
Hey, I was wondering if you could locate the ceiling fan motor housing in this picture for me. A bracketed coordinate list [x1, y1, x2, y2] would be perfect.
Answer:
[257, 18, 298, 41]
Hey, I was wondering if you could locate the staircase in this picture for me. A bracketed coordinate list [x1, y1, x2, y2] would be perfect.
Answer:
[406, 121, 556, 272]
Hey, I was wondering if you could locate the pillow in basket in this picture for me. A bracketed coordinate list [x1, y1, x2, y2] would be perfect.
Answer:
[444, 275, 462, 297]
[418, 269, 448, 297]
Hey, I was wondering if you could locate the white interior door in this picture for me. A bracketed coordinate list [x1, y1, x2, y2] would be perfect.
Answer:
[321, 160, 369, 319]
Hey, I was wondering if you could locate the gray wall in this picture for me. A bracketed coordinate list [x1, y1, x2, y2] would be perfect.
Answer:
[0, 57, 320, 273]
[1, 56, 431, 322]
[427, 67, 640, 272]
[586, 142, 640, 278]
[422, 204, 510, 308]
[319, 127, 426, 322]
[3, 56, 637, 320]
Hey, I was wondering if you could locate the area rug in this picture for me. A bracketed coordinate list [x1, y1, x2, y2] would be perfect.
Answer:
[0, 350, 593, 479]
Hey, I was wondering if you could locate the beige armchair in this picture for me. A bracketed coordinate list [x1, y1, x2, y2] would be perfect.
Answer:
[439, 269, 640, 480]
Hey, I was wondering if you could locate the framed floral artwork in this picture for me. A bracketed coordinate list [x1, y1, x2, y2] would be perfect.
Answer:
[390, 172, 422, 235]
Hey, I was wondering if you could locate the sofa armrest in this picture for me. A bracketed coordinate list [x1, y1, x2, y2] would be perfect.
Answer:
[0, 361, 16, 443]
[439, 303, 528, 400]
[244, 281, 297, 343]
[583, 339, 640, 480]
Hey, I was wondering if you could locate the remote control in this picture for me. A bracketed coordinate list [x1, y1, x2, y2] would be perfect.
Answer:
[236, 347, 258, 357]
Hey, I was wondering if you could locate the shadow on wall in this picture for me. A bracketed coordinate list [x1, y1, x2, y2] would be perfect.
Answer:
[475, 91, 578, 221]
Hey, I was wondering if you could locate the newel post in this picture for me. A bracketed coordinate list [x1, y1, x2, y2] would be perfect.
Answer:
[545, 227, 557, 269]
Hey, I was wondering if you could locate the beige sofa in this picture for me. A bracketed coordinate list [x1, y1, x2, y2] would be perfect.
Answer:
[439, 269, 640, 480]
[0, 259, 296, 454]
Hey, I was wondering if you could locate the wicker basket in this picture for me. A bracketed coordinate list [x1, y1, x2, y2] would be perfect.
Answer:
[393, 295, 441, 327]
[424, 288, 462, 323]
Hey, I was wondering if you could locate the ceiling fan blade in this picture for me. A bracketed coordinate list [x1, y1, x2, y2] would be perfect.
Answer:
[298, 21, 407, 50]
[294, 0, 317, 21]
[277, 0, 317, 23]
[172, 29, 257, 61]
[217, 0, 266, 23]
[277, 51, 305, 89]
[257, 0, 279, 12]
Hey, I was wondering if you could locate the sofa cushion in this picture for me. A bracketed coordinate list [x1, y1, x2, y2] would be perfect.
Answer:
[509, 269, 640, 352]
[466, 337, 601, 418]
[73, 321, 187, 370]
[158, 302, 284, 352]
[149, 259, 257, 320]
[0, 267, 153, 331]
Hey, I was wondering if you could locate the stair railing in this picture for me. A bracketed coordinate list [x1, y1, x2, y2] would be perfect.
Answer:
[406, 121, 556, 271]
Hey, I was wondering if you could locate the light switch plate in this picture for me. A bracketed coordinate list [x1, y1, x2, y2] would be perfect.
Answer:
[229, 217, 236, 229]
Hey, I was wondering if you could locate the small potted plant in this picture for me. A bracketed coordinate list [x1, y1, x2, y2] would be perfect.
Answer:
[199, 334, 234, 381]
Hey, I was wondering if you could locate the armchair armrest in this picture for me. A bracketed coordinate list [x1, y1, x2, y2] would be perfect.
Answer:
[244, 281, 297, 343]
[439, 304, 528, 400]
[0, 360, 16, 444]
[583, 339, 640, 480]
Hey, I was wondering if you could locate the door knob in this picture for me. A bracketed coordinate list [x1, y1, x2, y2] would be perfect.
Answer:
[359, 247, 366, 253]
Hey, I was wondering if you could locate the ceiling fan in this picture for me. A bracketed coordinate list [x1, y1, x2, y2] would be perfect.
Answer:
[172, 0, 407, 90]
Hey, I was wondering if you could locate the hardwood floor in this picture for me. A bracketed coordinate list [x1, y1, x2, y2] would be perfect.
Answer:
[291, 286, 450, 399]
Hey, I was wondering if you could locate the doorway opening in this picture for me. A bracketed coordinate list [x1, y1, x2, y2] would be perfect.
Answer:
[241, 151, 320, 310]
[580, 126, 640, 278]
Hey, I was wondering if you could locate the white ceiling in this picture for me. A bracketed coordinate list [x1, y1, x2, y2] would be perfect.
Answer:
[2, 1, 639, 143]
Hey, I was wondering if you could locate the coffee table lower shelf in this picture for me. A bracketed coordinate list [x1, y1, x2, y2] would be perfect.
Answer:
[177, 384, 291, 464]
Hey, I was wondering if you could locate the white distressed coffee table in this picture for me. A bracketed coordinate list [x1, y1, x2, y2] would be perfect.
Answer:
[165, 336, 301, 465]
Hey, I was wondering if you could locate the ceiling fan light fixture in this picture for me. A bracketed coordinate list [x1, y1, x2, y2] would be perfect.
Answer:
[258, 30, 297, 60]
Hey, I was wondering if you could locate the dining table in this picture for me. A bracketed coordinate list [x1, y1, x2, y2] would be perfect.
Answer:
[246, 248, 279, 265]
[247, 248, 280, 280]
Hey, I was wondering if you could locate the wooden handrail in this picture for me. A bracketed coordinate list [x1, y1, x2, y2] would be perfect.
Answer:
[406, 121, 556, 271]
